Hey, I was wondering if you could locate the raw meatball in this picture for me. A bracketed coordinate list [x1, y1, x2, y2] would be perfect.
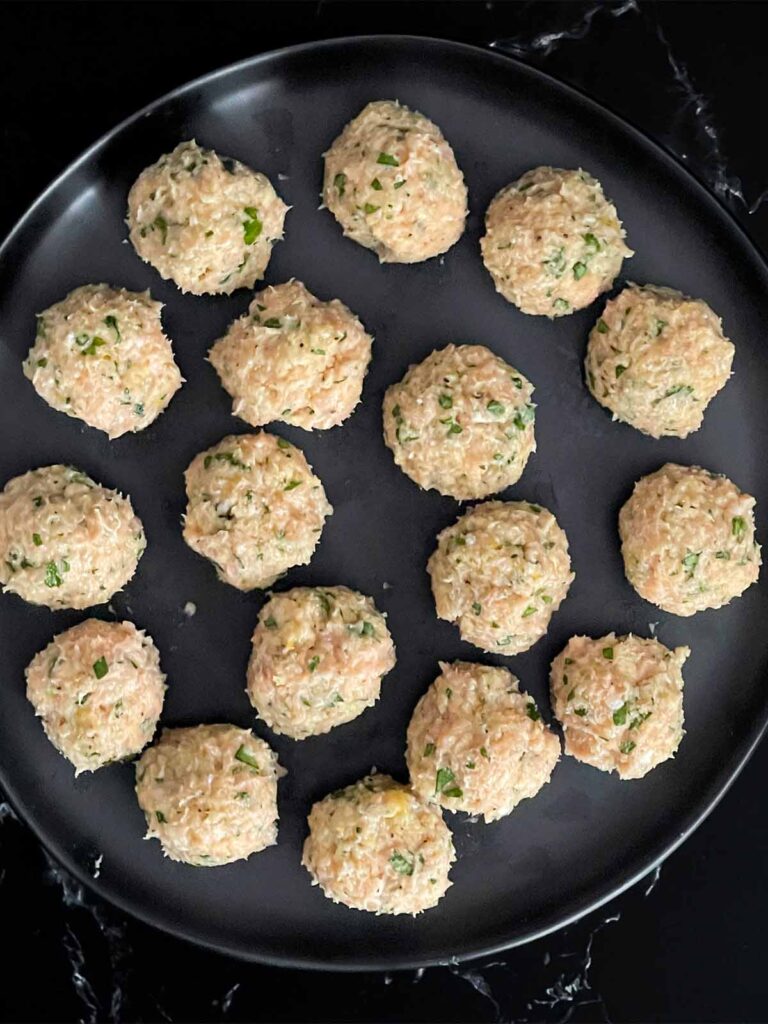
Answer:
[585, 284, 734, 438]
[127, 140, 288, 295]
[302, 774, 455, 915]
[428, 500, 574, 654]
[247, 586, 396, 739]
[0, 465, 146, 610]
[25, 619, 165, 774]
[382, 344, 536, 500]
[182, 432, 332, 591]
[135, 724, 282, 866]
[406, 661, 559, 822]
[480, 167, 632, 317]
[209, 280, 372, 430]
[23, 283, 183, 439]
[323, 100, 467, 264]
[619, 463, 761, 616]
[550, 633, 688, 779]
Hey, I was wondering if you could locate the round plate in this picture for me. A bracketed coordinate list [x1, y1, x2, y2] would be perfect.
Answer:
[1, 36, 766, 970]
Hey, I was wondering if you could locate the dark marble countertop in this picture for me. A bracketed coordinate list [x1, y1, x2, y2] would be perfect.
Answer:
[1, 3, 767, 1021]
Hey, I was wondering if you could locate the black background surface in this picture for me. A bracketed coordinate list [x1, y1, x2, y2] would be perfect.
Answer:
[1, 3, 768, 1022]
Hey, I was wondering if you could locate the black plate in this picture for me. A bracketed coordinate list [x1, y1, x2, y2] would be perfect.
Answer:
[1, 36, 767, 970]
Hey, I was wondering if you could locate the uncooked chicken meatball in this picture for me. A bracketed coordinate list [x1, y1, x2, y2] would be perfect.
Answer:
[135, 724, 282, 866]
[127, 140, 288, 295]
[25, 619, 166, 774]
[406, 661, 559, 822]
[209, 280, 373, 430]
[550, 633, 688, 779]
[480, 167, 632, 317]
[383, 344, 536, 500]
[323, 100, 467, 263]
[428, 500, 574, 654]
[302, 774, 455, 915]
[247, 586, 396, 739]
[585, 284, 734, 438]
[619, 463, 761, 616]
[182, 432, 332, 591]
[0, 465, 145, 610]
[23, 284, 182, 439]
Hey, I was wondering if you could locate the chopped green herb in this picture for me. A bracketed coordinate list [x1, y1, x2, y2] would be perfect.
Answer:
[77, 334, 107, 356]
[262, 317, 282, 328]
[234, 745, 261, 771]
[513, 404, 535, 430]
[619, 740, 636, 755]
[308, 655, 320, 672]
[480, 746, 490, 759]
[715, 550, 731, 560]
[264, 615, 278, 628]
[283, 479, 301, 491]
[204, 451, 249, 470]
[44, 561, 63, 588]
[32, 533, 42, 547]
[573, 261, 587, 280]
[487, 399, 505, 416]
[390, 851, 414, 875]
[574, 707, 588, 717]
[93, 657, 109, 680]
[732, 516, 746, 540]
[612, 702, 629, 726]
[602, 646, 614, 660]
[654, 319, 667, 337]
[36, 358, 48, 368]
[682, 550, 700, 577]
[654, 384, 694, 404]
[360, 620, 375, 638]
[522, 606, 536, 618]
[104, 315, 121, 342]
[553, 298, 571, 312]
[243, 207, 263, 245]
[435, 767, 462, 798]
[583, 233, 601, 252]
[615, 365, 627, 378]
[377, 152, 399, 166]
[438, 393, 453, 409]
[543, 247, 566, 277]
[393, 179, 406, 189]
[155, 810, 167, 823]
[423, 743, 436, 757]
[596, 319, 609, 334]
[152, 215, 168, 245]
[371, 177, 383, 191]
[134, 402, 144, 416]
[333, 172, 346, 196]
[526, 701, 541, 722]
[471, 602, 482, 615]
[363, 203, 379, 215]
[629, 710, 652, 730]
[277, 437, 291, 449]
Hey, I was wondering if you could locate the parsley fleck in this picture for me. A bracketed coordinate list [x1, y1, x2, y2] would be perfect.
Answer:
[371, 177, 383, 191]
[574, 707, 588, 717]
[435, 767, 462, 798]
[32, 533, 42, 546]
[526, 701, 541, 721]
[596, 319, 609, 334]
[472, 602, 482, 615]
[234, 746, 261, 771]
[615, 365, 627, 378]
[390, 851, 414, 875]
[423, 743, 436, 757]
[438, 393, 453, 409]
[612, 702, 629, 726]
[308, 655, 320, 672]
[93, 657, 109, 680]
[573, 261, 587, 280]
[333, 172, 346, 196]
[104, 315, 121, 342]
[487, 399, 505, 416]
[152, 215, 168, 245]
[619, 740, 636, 755]
[732, 516, 746, 540]
[377, 152, 399, 166]
[363, 203, 379, 215]
[283, 479, 301, 491]
[513, 404, 535, 430]
[155, 811, 167, 823]
[522, 606, 536, 618]
[262, 317, 282, 328]
[264, 615, 278, 628]
[602, 646, 614, 660]
[44, 561, 63, 588]
[682, 550, 700, 577]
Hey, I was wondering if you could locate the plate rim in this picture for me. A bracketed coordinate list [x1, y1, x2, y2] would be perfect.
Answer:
[1, 33, 767, 971]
